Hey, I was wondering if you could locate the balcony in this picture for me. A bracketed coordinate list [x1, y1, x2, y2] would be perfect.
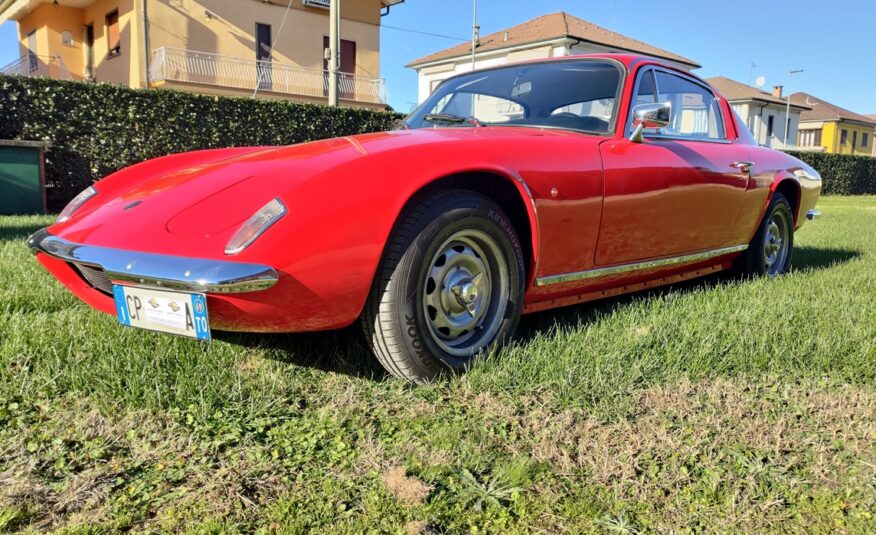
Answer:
[149, 47, 388, 106]
[0, 54, 72, 80]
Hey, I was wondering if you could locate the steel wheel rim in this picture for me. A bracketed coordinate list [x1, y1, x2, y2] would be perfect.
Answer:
[763, 209, 790, 275]
[422, 229, 510, 357]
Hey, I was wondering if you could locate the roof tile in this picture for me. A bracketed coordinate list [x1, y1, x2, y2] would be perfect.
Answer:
[790, 92, 876, 126]
[705, 76, 810, 109]
[406, 12, 698, 68]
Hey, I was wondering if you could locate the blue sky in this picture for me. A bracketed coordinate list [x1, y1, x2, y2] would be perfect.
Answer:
[2, 0, 874, 115]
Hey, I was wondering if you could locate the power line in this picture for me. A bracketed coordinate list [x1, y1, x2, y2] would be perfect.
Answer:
[381, 24, 468, 42]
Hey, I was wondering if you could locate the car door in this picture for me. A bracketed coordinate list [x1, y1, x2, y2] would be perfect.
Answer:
[595, 67, 749, 266]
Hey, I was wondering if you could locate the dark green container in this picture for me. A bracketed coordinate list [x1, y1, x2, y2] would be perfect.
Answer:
[0, 140, 48, 215]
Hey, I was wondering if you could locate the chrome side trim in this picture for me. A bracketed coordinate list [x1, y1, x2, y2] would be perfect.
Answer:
[28, 228, 279, 293]
[806, 209, 821, 221]
[535, 244, 748, 287]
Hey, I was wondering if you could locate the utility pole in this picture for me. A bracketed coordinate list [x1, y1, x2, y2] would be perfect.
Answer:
[328, 0, 340, 106]
[471, 0, 479, 70]
[783, 69, 803, 149]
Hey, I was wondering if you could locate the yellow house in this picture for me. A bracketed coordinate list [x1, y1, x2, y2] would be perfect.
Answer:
[790, 92, 876, 155]
[0, 0, 403, 108]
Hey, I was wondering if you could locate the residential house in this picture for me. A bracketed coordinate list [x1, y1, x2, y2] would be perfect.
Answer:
[0, 0, 404, 108]
[789, 92, 876, 155]
[705, 76, 809, 149]
[407, 12, 700, 104]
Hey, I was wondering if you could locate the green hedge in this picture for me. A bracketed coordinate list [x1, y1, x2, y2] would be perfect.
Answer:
[0, 76, 401, 211]
[784, 150, 876, 195]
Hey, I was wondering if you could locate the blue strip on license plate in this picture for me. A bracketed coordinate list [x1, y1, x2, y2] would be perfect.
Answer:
[113, 285, 210, 341]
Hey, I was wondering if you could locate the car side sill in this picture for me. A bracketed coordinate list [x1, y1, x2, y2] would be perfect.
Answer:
[535, 244, 749, 286]
[27, 228, 279, 294]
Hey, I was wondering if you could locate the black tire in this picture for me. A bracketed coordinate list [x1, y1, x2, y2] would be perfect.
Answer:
[361, 190, 525, 382]
[734, 192, 794, 277]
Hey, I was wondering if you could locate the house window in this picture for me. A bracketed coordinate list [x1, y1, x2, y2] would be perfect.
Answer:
[26, 30, 38, 72]
[767, 115, 774, 138]
[864, 132, 870, 148]
[841, 129, 848, 144]
[255, 23, 272, 90]
[322, 37, 357, 100]
[106, 10, 120, 57]
[852, 130, 857, 150]
[798, 129, 822, 147]
[84, 24, 94, 79]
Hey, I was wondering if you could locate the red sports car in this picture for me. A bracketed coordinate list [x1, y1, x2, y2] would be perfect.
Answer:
[29, 54, 821, 381]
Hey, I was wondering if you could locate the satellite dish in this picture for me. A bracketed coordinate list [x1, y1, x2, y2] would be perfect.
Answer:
[754, 76, 766, 88]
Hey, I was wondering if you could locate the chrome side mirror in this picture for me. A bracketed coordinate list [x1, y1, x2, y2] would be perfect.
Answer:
[629, 102, 671, 143]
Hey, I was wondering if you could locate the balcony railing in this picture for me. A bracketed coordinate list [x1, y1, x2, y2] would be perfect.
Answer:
[0, 54, 72, 80]
[149, 47, 388, 105]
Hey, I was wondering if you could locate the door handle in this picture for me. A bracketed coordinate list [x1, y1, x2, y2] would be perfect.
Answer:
[730, 161, 754, 171]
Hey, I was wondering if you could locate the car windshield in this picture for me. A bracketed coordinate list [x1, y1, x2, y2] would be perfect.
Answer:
[405, 59, 622, 134]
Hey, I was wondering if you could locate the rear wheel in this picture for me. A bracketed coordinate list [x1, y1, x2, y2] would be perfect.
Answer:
[362, 190, 525, 382]
[735, 192, 794, 277]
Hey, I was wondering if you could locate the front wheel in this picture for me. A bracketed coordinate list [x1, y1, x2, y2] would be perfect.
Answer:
[361, 190, 525, 382]
[734, 191, 794, 277]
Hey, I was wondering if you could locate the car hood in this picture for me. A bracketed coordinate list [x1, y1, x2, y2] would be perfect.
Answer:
[49, 127, 579, 254]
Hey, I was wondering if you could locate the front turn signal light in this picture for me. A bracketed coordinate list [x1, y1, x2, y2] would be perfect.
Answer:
[224, 198, 286, 255]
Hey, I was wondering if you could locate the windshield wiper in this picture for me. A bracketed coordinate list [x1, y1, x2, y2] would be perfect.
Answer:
[423, 113, 483, 127]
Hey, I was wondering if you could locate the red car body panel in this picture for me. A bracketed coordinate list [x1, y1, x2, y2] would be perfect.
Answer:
[34, 54, 821, 332]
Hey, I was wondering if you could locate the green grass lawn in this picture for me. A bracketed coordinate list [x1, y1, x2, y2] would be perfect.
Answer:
[1, 196, 875, 534]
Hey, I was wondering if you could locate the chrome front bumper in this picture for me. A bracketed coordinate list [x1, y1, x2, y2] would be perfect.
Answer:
[28, 228, 279, 293]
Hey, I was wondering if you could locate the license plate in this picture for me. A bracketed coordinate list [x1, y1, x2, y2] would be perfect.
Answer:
[113, 285, 210, 341]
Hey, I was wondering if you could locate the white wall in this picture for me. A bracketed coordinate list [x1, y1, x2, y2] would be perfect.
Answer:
[733, 101, 801, 148]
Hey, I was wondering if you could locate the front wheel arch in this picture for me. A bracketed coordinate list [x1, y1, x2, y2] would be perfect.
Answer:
[386, 171, 538, 284]
[361, 189, 526, 380]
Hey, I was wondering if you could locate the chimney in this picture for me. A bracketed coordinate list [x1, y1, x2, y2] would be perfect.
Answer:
[772, 85, 783, 98]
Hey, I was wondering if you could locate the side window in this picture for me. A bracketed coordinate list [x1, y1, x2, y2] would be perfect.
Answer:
[634, 69, 657, 106]
[654, 71, 725, 140]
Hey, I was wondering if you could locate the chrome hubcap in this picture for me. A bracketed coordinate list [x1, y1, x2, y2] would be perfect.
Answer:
[423, 230, 509, 357]
[763, 210, 790, 275]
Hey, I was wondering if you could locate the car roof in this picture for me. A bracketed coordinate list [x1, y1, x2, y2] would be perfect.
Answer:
[497, 53, 715, 91]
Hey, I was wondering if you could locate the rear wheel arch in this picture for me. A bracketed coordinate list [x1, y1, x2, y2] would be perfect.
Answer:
[771, 177, 801, 225]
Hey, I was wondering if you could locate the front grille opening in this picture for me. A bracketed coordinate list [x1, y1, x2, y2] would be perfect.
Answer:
[70, 262, 114, 296]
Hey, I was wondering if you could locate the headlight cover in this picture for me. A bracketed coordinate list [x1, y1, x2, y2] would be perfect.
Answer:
[224, 198, 287, 255]
[57, 186, 98, 222]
